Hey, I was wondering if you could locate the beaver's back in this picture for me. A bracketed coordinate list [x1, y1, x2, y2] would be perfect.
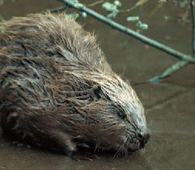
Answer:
[0, 13, 113, 115]
[0, 13, 112, 71]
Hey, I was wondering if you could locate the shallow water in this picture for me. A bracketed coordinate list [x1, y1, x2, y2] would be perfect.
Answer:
[0, 0, 195, 170]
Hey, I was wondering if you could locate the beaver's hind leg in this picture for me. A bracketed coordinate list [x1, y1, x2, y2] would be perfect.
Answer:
[1, 112, 77, 157]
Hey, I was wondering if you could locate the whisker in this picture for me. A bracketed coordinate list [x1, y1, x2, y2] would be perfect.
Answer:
[113, 137, 127, 159]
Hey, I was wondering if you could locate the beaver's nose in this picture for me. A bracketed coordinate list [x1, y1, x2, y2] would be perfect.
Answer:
[137, 131, 150, 149]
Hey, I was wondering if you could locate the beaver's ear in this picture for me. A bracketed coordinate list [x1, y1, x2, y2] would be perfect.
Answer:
[115, 105, 126, 120]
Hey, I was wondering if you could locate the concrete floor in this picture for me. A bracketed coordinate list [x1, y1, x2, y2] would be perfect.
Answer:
[0, 0, 195, 170]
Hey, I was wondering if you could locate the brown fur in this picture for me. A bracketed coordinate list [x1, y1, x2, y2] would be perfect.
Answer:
[0, 13, 149, 156]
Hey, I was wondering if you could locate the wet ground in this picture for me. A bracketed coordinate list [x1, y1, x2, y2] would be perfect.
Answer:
[0, 0, 195, 170]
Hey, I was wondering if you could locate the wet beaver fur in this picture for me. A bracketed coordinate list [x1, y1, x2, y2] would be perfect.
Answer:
[0, 13, 150, 157]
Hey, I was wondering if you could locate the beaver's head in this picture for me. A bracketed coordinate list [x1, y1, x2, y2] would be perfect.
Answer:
[59, 69, 150, 153]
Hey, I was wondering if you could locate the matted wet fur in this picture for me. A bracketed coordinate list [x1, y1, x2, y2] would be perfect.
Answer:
[0, 13, 150, 157]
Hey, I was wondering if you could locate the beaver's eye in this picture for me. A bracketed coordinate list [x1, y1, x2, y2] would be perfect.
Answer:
[93, 85, 111, 101]
[93, 85, 102, 99]
[117, 111, 126, 120]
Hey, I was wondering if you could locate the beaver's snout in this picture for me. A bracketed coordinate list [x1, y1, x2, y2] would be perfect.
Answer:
[137, 130, 150, 149]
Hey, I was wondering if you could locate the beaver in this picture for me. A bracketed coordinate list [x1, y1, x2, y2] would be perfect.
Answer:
[0, 13, 150, 157]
